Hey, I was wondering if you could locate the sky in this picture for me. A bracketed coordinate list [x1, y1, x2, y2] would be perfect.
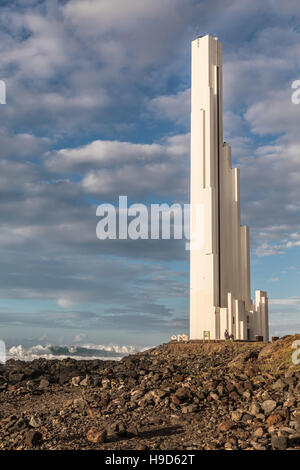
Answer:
[0, 0, 299, 348]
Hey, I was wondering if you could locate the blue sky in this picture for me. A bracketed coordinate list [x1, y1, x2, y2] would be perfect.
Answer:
[0, 0, 299, 348]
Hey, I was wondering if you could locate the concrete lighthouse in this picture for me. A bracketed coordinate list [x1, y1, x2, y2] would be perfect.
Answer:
[189, 35, 269, 341]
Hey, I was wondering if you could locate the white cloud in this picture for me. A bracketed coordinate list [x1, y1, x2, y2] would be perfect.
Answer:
[1, 10, 70, 80]
[245, 88, 300, 136]
[58, 297, 75, 308]
[147, 89, 190, 125]
[0, 130, 50, 160]
[46, 140, 167, 171]
[73, 332, 86, 342]
[270, 297, 300, 306]
[46, 134, 190, 198]
[63, 0, 181, 32]
[62, 0, 190, 70]
[256, 242, 284, 257]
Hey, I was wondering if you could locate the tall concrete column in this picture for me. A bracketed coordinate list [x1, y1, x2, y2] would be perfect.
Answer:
[190, 35, 222, 340]
[189, 35, 269, 341]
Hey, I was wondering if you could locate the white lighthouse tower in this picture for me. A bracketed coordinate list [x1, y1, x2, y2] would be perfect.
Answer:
[190, 35, 269, 341]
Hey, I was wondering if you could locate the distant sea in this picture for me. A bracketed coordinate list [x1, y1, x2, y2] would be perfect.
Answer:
[5, 343, 146, 362]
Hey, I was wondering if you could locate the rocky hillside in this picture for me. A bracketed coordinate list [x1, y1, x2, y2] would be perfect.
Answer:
[0, 335, 299, 450]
